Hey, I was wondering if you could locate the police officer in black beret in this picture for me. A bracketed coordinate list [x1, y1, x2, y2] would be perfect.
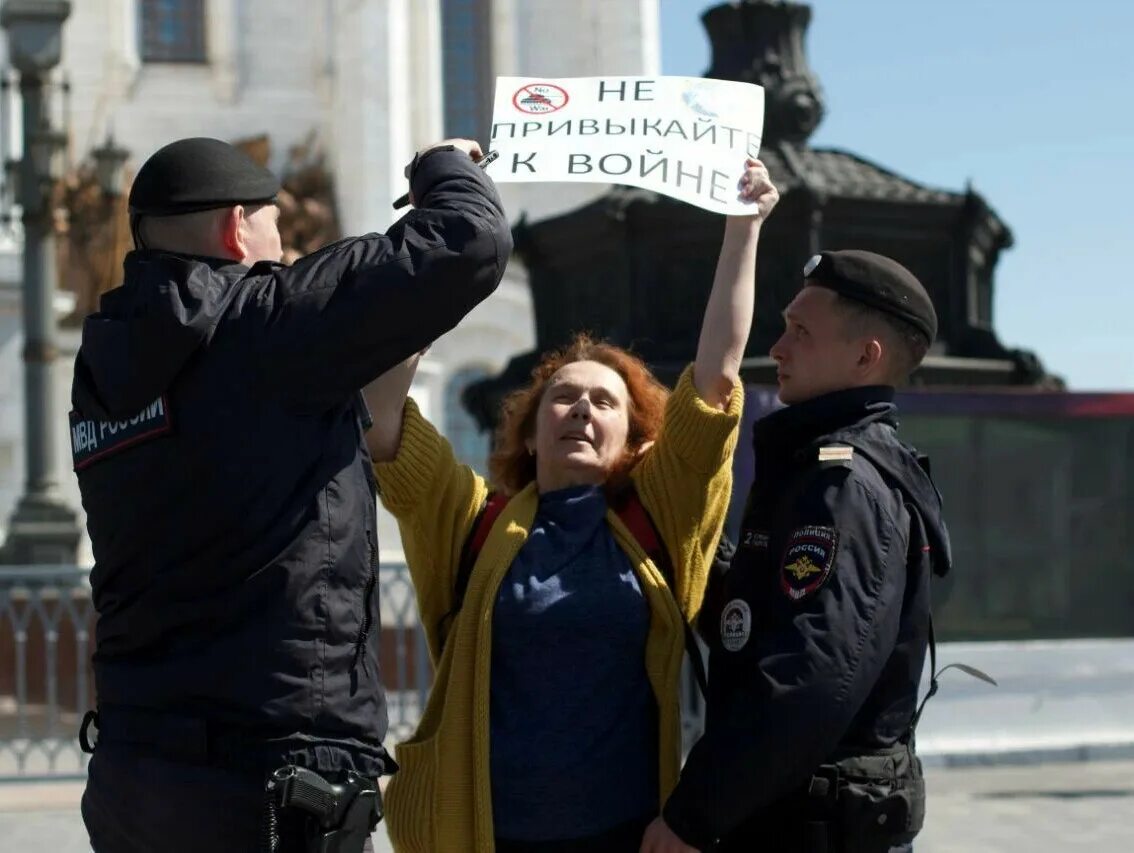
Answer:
[72, 136, 512, 852]
[642, 251, 952, 853]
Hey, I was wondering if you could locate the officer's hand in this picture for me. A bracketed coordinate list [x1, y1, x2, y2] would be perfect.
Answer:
[406, 139, 485, 206]
[639, 817, 700, 853]
[729, 157, 779, 224]
[419, 138, 484, 162]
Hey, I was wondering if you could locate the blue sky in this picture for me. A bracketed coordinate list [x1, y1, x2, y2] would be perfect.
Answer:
[660, 0, 1134, 391]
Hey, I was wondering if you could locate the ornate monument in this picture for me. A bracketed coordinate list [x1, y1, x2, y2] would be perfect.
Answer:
[466, 0, 1056, 430]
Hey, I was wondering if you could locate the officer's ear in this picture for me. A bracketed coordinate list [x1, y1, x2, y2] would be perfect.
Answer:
[857, 337, 885, 376]
[220, 205, 247, 261]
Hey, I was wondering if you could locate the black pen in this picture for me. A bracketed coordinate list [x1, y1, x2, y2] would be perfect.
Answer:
[392, 149, 500, 210]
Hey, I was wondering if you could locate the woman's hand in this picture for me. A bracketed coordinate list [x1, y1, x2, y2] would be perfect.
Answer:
[731, 157, 779, 223]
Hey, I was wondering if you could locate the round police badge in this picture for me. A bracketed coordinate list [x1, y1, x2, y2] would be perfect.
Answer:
[720, 598, 752, 652]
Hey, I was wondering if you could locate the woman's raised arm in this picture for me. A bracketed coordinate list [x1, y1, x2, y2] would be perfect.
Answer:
[362, 350, 424, 462]
[692, 159, 780, 410]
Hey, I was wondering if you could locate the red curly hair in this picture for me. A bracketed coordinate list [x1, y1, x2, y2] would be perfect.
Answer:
[489, 334, 670, 496]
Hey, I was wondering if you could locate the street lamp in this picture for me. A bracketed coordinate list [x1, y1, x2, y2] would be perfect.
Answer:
[3, 157, 17, 194]
[0, 1, 68, 72]
[27, 124, 66, 182]
[0, 0, 79, 565]
[91, 133, 130, 198]
[0, 157, 18, 226]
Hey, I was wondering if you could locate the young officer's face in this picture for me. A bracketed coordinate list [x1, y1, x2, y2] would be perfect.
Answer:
[770, 285, 865, 405]
[529, 360, 631, 493]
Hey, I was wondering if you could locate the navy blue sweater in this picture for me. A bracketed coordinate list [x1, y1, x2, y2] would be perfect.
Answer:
[489, 485, 658, 841]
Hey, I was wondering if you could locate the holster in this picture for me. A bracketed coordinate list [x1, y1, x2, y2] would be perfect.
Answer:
[800, 744, 926, 853]
[263, 765, 382, 853]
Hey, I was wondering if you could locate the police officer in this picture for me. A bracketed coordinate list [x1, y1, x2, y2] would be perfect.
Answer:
[641, 251, 952, 853]
[73, 136, 512, 852]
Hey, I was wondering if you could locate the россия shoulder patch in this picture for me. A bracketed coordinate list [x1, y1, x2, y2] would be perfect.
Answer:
[70, 396, 173, 471]
[780, 525, 839, 601]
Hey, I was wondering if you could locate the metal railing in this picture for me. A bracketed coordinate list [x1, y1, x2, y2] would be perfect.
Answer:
[0, 565, 95, 780]
[375, 564, 434, 744]
[1, 564, 705, 781]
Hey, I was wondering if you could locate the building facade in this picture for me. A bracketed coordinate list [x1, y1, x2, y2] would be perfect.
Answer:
[0, 0, 660, 563]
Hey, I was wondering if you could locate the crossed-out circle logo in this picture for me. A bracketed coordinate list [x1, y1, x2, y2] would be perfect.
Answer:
[720, 598, 752, 652]
[512, 83, 569, 114]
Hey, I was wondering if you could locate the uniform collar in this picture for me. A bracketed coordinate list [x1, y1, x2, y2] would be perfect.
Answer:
[126, 249, 251, 276]
[754, 385, 897, 459]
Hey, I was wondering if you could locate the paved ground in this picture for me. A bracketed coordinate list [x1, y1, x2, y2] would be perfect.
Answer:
[1, 760, 1132, 852]
[917, 759, 1134, 852]
[915, 640, 1134, 764]
[0, 779, 397, 852]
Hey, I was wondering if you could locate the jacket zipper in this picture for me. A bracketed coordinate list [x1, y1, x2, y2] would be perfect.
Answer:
[354, 530, 378, 666]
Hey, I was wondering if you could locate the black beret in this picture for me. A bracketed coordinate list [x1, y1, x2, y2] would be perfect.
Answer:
[128, 137, 281, 216]
[803, 250, 937, 342]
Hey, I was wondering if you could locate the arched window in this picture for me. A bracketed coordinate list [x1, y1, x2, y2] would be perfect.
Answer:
[140, 0, 207, 63]
[445, 366, 491, 474]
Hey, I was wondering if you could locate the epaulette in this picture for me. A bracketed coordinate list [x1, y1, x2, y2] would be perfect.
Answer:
[817, 445, 854, 468]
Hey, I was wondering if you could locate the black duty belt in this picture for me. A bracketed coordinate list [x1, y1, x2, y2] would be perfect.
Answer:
[82, 705, 292, 772]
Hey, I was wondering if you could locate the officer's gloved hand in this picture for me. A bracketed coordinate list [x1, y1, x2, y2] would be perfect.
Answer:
[405, 138, 484, 206]
[426, 138, 483, 160]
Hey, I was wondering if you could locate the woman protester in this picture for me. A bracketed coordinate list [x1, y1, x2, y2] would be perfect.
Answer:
[363, 159, 779, 853]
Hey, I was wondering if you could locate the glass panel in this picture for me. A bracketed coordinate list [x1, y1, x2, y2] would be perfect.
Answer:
[901, 414, 1134, 640]
[732, 390, 1134, 641]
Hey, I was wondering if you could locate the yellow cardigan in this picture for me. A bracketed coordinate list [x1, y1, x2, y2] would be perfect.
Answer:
[373, 366, 743, 852]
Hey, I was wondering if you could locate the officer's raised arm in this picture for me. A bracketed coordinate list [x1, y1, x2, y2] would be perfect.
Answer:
[258, 138, 512, 410]
[691, 158, 779, 410]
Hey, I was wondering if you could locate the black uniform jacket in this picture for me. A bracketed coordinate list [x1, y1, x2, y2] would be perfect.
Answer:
[664, 386, 951, 848]
[70, 150, 512, 777]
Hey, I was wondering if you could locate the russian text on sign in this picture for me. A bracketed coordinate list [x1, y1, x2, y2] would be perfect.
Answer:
[490, 76, 765, 215]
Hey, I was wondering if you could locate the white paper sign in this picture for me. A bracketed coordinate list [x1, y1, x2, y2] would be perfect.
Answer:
[488, 76, 765, 215]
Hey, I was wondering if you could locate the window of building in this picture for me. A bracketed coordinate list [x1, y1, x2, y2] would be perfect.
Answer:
[140, 0, 207, 63]
[445, 366, 491, 474]
[441, 0, 492, 140]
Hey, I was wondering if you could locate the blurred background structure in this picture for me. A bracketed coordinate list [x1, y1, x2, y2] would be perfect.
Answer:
[0, 0, 1130, 820]
[2, 0, 635, 564]
[466, 0, 1134, 644]
[0, 0, 659, 778]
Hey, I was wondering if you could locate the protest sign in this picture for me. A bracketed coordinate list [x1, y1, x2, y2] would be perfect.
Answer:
[489, 76, 765, 215]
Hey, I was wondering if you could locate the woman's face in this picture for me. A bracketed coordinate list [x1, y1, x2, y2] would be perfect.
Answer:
[529, 360, 631, 493]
